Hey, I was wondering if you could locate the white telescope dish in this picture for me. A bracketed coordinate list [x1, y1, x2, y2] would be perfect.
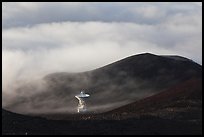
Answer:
[75, 91, 90, 113]
[75, 91, 90, 98]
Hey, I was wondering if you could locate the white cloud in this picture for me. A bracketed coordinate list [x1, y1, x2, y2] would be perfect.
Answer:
[2, 21, 202, 94]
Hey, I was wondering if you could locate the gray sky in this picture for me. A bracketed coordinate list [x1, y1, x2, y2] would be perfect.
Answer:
[2, 2, 202, 94]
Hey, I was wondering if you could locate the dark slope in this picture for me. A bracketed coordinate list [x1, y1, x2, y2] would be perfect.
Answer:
[105, 78, 202, 120]
[2, 108, 202, 135]
[4, 53, 202, 115]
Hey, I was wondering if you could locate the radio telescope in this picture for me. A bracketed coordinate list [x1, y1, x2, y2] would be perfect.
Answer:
[75, 91, 90, 113]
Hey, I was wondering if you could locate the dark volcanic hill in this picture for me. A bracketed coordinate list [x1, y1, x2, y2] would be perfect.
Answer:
[4, 53, 202, 115]
[2, 53, 202, 135]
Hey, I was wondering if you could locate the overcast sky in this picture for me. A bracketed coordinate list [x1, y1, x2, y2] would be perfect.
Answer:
[2, 2, 202, 93]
